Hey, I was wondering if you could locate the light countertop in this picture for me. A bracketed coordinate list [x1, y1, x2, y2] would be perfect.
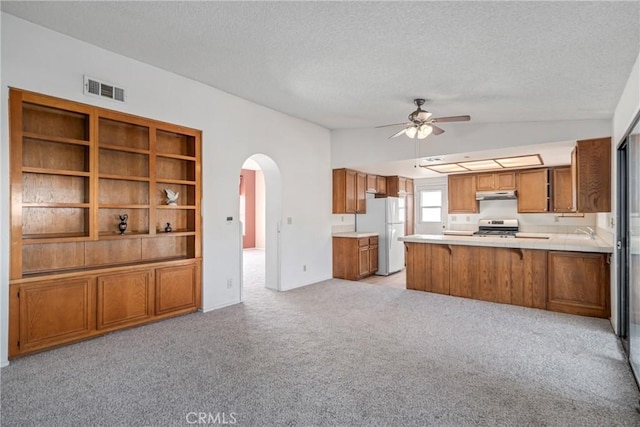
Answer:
[400, 232, 613, 253]
[332, 232, 379, 238]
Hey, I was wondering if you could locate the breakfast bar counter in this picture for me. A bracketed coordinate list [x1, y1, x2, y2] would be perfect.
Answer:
[399, 233, 612, 319]
[399, 232, 613, 253]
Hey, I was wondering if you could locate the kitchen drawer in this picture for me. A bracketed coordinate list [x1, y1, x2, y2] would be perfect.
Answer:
[358, 237, 370, 247]
[369, 236, 378, 246]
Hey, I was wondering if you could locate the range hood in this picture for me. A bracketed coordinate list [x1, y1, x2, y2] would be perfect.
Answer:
[475, 190, 517, 201]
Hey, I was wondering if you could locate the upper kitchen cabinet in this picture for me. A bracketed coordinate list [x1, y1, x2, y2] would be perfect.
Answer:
[551, 166, 574, 213]
[365, 174, 388, 195]
[332, 168, 366, 214]
[386, 176, 413, 197]
[572, 137, 611, 213]
[475, 171, 516, 191]
[448, 174, 478, 213]
[517, 168, 549, 213]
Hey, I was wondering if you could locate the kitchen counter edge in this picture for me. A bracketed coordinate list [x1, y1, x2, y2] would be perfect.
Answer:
[332, 232, 379, 238]
[399, 234, 613, 253]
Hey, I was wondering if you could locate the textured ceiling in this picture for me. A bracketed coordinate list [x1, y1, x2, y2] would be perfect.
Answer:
[2, 1, 639, 130]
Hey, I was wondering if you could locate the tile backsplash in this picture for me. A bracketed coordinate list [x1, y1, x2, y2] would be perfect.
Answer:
[446, 200, 597, 233]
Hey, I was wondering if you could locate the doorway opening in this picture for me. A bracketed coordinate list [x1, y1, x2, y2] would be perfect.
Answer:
[239, 155, 282, 300]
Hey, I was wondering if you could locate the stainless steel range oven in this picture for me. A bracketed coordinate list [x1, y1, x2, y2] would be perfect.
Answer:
[473, 219, 519, 238]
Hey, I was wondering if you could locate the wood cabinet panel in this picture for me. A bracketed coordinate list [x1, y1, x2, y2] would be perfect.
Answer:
[430, 244, 451, 295]
[356, 173, 366, 213]
[155, 263, 199, 315]
[332, 169, 356, 214]
[517, 169, 549, 213]
[574, 137, 611, 213]
[17, 277, 94, 354]
[97, 270, 153, 329]
[405, 194, 415, 236]
[366, 174, 377, 193]
[547, 251, 609, 318]
[405, 243, 428, 291]
[332, 237, 378, 280]
[22, 242, 85, 274]
[450, 245, 475, 298]
[448, 175, 478, 213]
[476, 172, 516, 191]
[551, 167, 574, 213]
[376, 176, 387, 195]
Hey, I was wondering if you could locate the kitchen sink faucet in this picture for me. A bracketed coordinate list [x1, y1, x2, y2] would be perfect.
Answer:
[576, 227, 596, 240]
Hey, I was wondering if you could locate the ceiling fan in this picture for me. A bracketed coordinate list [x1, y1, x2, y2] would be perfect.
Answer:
[377, 99, 470, 139]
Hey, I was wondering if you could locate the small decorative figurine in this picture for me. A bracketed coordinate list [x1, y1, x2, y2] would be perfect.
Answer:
[118, 214, 128, 235]
[165, 222, 172, 233]
[165, 188, 179, 206]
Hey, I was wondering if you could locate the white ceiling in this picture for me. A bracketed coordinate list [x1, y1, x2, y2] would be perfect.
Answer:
[2, 1, 639, 176]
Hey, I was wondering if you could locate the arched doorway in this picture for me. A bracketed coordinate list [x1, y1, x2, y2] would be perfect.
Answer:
[239, 154, 282, 299]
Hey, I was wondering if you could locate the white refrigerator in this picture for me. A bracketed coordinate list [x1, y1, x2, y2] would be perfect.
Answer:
[356, 197, 405, 275]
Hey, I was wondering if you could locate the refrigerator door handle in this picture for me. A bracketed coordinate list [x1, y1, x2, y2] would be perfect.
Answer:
[389, 226, 394, 252]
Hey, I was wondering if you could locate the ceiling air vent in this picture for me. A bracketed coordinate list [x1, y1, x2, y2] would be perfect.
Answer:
[84, 75, 126, 102]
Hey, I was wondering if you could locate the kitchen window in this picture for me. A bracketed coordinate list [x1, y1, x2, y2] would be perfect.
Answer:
[420, 189, 442, 223]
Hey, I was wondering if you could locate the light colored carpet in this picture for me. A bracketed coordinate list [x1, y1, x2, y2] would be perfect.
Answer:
[1, 249, 639, 426]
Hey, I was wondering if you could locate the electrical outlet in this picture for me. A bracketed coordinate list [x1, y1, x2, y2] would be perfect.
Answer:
[554, 216, 559, 222]
[303, 265, 307, 272]
[466, 216, 471, 222]
[226, 278, 233, 288]
[287, 217, 293, 225]
[610, 217, 614, 228]
[451, 216, 457, 222]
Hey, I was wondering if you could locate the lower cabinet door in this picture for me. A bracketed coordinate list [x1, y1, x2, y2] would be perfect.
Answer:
[358, 246, 370, 278]
[97, 270, 153, 330]
[17, 277, 94, 354]
[369, 245, 379, 274]
[155, 263, 199, 315]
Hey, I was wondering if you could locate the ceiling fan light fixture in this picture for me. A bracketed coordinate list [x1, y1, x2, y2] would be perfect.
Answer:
[405, 126, 418, 138]
[417, 124, 433, 139]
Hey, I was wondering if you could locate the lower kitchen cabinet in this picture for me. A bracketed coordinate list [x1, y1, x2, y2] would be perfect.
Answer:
[333, 236, 379, 280]
[9, 259, 201, 358]
[547, 251, 610, 318]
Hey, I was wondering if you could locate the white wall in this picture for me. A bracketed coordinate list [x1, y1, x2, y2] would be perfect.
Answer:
[0, 14, 333, 365]
[609, 52, 640, 334]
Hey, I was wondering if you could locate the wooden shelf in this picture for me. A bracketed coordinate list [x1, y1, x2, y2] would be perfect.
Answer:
[156, 205, 197, 210]
[99, 144, 150, 155]
[156, 178, 196, 186]
[10, 88, 202, 359]
[98, 174, 150, 182]
[23, 202, 90, 208]
[156, 152, 196, 161]
[98, 204, 150, 209]
[22, 167, 90, 177]
[22, 132, 90, 146]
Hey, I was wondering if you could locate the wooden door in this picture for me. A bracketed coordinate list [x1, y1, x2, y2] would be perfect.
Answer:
[155, 263, 198, 315]
[405, 194, 415, 236]
[496, 172, 516, 190]
[376, 176, 387, 195]
[366, 174, 377, 193]
[368, 239, 378, 274]
[97, 270, 153, 330]
[552, 167, 574, 213]
[476, 173, 495, 191]
[448, 174, 478, 213]
[358, 246, 370, 277]
[547, 251, 609, 318]
[517, 169, 549, 213]
[17, 277, 94, 354]
[356, 172, 367, 213]
[240, 169, 256, 248]
[575, 138, 611, 212]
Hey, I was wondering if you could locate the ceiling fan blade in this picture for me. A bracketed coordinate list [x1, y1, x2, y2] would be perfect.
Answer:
[430, 125, 445, 135]
[388, 128, 408, 139]
[431, 115, 471, 123]
[376, 122, 411, 128]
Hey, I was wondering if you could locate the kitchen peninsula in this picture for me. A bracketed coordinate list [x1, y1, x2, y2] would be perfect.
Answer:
[400, 233, 612, 318]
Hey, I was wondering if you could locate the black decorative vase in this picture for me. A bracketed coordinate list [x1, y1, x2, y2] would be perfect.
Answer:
[165, 222, 172, 233]
[118, 214, 128, 235]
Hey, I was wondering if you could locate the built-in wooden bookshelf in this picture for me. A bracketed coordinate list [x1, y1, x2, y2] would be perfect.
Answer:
[9, 88, 202, 358]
